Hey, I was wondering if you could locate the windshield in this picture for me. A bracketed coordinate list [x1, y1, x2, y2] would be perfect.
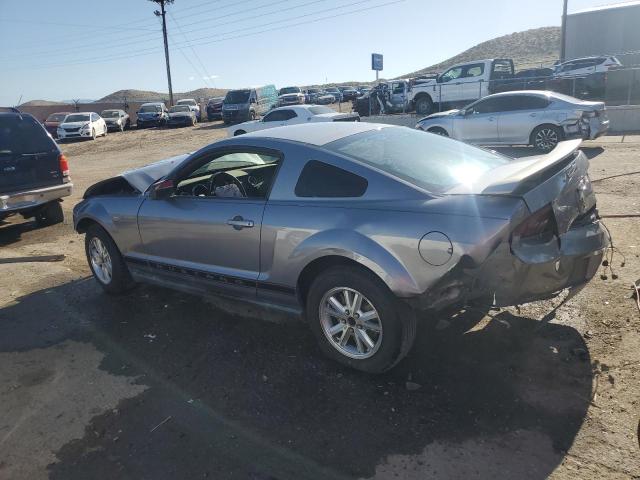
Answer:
[140, 105, 162, 113]
[64, 114, 90, 123]
[177, 100, 196, 106]
[225, 90, 250, 104]
[46, 113, 68, 122]
[308, 106, 334, 114]
[324, 127, 508, 193]
[101, 110, 120, 118]
[170, 105, 191, 113]
[279, 87, 300, 95]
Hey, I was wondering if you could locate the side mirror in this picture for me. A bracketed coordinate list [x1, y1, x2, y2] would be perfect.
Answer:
[459, 109, 467, 116]
[150, 179, 175, 200]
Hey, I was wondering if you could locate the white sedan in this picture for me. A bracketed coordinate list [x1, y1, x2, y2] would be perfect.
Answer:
[228, 105, 359, 136]
[57, 112, 107, 141]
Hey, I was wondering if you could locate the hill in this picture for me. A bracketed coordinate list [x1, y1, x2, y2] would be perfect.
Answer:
[98, 88, 227, 103]
[400, 26, 561, 78]
[19, 99, 69, 107]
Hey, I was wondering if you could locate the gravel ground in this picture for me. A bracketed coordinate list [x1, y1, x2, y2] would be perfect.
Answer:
[0, 122, 638, 480]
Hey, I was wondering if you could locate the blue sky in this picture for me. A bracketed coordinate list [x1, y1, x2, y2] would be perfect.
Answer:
[0, 0, 606, 105]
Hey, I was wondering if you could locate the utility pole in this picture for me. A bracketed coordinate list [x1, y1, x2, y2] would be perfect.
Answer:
[560, 0, 568, 63]
[151, 0, 174, 106]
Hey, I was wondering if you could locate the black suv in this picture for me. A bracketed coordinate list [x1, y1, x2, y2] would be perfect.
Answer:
[0, 111, 72, 226]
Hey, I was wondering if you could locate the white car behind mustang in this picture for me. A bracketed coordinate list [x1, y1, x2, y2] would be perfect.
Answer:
[228, 105, 359, 136]
[57, 112, 107, 141]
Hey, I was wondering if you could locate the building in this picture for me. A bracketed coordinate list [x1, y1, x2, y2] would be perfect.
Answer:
[565, 1, 640, 66]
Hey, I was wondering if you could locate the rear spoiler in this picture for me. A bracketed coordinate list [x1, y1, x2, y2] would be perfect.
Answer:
[481, 139, 583, 196]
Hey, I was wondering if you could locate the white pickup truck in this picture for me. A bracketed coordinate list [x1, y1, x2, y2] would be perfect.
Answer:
[408, 58, 515, 115]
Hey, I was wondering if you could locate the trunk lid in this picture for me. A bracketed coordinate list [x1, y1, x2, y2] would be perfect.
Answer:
[0, 114, 62, 194]
[448, 140, 596, 234]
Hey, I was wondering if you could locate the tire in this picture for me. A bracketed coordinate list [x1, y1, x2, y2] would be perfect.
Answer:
[531, 124, 563, 152]
[103, 125, 108, 137]
[85, 224, 136, 295]
[35, 201, 64, 227]
[91, 128, 96, 140]
[192, 117, 197, 126]
[234, 130, 246, 136]
[119, 122, 124, 132]
[306, 266, 416, 373]
[428, 127, 449, 137]
[415, 96, 434, 115]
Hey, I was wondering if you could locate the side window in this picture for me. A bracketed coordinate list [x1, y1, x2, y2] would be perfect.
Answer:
[280, 110, 297, 121]
[468, 98, 499, 114]
[176, 151, 281, 199]
[518, 96, 550, 110]
[392, 82, 405, 94]
[295, 160, 368, 198]
[463, 64, 485, 78]
[263, 110, 284, 122]
[440, 67, 462, 83]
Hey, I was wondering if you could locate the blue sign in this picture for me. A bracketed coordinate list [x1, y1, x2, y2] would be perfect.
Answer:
[371, 53, 383, 71]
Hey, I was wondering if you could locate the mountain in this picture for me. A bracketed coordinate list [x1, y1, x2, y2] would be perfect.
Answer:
[97, 88, 227, 103]
[19, 99, 69, 106]
[400, 26, 561, 78]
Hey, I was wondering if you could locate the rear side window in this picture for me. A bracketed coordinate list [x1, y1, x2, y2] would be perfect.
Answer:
[263, 110, 297, 122]
[0, 116, 56, 154]
[491, 96, 550, 112]
[295, 160, 368, 198]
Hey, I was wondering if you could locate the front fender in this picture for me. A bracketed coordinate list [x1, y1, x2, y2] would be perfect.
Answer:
[290, 229, 421, 297]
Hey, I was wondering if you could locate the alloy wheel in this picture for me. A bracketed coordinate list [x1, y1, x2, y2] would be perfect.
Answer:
[535, 128, 559, 151]
[319, 287, 383, 359]
[89, 237, 112, 284]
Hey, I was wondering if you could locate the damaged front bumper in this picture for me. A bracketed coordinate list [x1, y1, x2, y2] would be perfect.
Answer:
[414, 215, 608, 311]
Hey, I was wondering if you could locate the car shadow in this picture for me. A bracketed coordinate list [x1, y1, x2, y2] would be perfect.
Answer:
[195, 121, 227, 131]
[0, 218, 66, 247]
[0, 279, 592, 479]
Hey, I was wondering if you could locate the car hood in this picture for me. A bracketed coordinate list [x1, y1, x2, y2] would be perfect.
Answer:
[418, 109, 460, 122]
[121, 153, 191, 192]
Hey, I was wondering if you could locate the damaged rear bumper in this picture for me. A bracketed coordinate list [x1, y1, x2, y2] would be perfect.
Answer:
[413, 217, 608, 311]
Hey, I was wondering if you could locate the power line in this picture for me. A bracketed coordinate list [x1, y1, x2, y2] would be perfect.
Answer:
[5, 0, 404, 71]
[0, 0, 303, 60]
[167, 11, 215, 88]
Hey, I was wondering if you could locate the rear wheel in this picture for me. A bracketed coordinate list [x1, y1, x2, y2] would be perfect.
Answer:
[234, 129, 246, 136]
[35, 201, 64, 227]
[85, 224, 136, 295]
[531, 124, 562, 152]
[91, 128, 96, 140]
[415, 96, 434, 115]
[306, 266, 416, 373]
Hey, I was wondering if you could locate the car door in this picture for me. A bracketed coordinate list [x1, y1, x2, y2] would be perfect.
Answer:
[497, 95, 551, 144]
[261, 109, 297, 128]
[454, 97, 500, 143]
[135, 148, 282, 298]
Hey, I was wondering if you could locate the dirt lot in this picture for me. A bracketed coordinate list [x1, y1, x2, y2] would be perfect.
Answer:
[0, 123, 639, 480]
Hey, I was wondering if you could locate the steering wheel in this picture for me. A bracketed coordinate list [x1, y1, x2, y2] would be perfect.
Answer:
[209, 171, 247, 197]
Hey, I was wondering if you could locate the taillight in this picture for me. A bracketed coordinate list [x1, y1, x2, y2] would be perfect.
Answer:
[59, 153, 69, 178]
[513, 204, 556, 239]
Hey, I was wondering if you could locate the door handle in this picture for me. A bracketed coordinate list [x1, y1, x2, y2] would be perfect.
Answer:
[226, 216, 254, 229]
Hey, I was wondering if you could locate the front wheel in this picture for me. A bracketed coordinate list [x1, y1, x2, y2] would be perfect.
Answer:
[306, 266, 416, 373]
[85, 225, 136, 295]
[428, 127, 449, 137]
[91, 128, 96, 140]
[234, 129, 246, 136]
[531, 124, 562, 152]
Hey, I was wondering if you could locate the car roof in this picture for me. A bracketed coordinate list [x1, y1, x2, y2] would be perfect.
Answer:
[484, 90, 553, 98]
[243, 122, 388, 146]
[141, 102, 164, 106]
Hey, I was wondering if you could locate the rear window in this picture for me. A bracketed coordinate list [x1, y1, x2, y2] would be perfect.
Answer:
[295, 160, 368, 198]
[324, 127, 508, 193]
[0, 116, 56, 154]
[140, 105, 162, 113]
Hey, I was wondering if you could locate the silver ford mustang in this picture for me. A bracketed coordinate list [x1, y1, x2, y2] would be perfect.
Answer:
[74, 123, 607, 373]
